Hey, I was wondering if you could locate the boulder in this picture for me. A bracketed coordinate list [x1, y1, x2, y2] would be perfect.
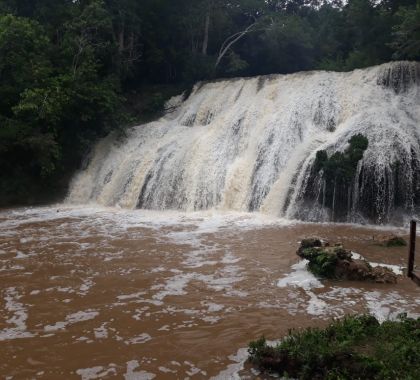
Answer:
[297, 238, 322, 256]
[372, 266, 398, 284]
[296, 239, 398, 284]
[384, 236, 407, 247]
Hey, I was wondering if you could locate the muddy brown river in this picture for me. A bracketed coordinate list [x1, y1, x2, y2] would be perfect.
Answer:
[1, 207, 419, 379]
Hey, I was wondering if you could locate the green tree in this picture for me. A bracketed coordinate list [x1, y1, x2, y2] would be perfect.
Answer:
[257, 14, 315, 74]
[0, 2, 123, 205]
[391, 1, 420, 59]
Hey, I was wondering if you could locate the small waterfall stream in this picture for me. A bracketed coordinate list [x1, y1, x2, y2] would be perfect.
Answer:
[67, 61, 420, 224]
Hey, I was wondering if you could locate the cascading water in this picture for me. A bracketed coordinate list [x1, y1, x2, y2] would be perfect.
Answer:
[67, 61, 420, 224]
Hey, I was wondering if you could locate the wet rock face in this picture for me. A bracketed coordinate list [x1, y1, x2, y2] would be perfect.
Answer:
[297, 239, 398, 284]
[298, 238, 322, 252]
[335, 259, 372, 281]
[377, 61, 420, 94]
[383, 236, 407, 247]
[371, 266, 400, 284]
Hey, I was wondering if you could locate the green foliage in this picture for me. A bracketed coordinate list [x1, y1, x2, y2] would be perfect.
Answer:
[0, 5, 123, 205]
[224, 52, 249, 74]
[314, 150, 328, 172]
[307, 250, 338, 278]
[0, 14, 51, 113]
[258, 14, 315, 73]
[299, 246, 343, 278]
[248, 336, 271, 363]
[308, 134, 369, 220]
[314, 134, 369, 184]
[248, 314, 420, 380]
[391, 2, 420, 59]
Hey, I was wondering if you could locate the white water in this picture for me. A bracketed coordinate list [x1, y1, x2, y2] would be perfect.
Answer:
[67, 62, 420, 224]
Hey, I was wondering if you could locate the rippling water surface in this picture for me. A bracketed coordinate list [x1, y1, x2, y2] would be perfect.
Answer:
[1, 207, 419, 379]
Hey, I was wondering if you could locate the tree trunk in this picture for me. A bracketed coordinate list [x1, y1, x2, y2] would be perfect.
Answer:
[118, 30, 124, 54]
[215, 21, 256, 68]
[129, 31, 134, 59]
[118, 21, 125, 54]
[202, 10, 210, 55]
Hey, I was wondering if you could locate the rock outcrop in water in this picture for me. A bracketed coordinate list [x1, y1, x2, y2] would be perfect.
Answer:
[67, 61, 420, 225]
[297, 239, 398, 284]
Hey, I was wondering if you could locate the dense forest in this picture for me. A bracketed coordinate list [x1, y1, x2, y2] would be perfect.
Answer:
[0, 0, 419, 206]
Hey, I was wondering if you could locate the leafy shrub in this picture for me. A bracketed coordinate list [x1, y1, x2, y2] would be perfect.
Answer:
[307, 251, 338, 278]
[248, 315, 420, 380]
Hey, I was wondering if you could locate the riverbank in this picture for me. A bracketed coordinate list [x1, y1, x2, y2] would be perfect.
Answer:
[248, 314, 420, 379]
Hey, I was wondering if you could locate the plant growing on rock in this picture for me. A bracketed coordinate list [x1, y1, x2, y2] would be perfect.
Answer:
[301, 134, 369, 222]
[296, 238, 398, 283]
[314, 134, 369, 184]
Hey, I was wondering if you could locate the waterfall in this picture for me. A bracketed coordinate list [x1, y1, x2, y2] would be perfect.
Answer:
[67, 61, 420, 224]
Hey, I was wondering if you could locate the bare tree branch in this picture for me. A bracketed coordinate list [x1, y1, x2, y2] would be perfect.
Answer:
[215, 21, 257, 68]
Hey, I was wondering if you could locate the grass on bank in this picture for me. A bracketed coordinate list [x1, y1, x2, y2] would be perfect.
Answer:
[248, 314, 420, 380]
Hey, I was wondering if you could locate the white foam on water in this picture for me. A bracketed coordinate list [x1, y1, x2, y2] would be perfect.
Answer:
[351, 251, 404, 275]
[152, 273, 195, 300]
[306, 290, 328, 316]
[201, 315, 221, 324]
[364, 291, 420, 322]
[209, 347, 249, 380]
[78, 278, 95, 296]
[369, 262, 404, 275]
[221, 252, 241, 264]
[201, 301, 224, 312]
[277, 260, 324, 290]
[184, 360, 206, 376]
[44, 310, 99, 332]
[117, 292, 147, 301]
[152, 262, 245, 301]
[76, 365, 116, 379]
[0, 264, 25, 272]
[158, 366, 176, 374]
[15, 251, 27, 259]
[0, 287, 34, 341]
[125, 333, 152, 345]
[124, 360, 156, 380]
[94, 323, 109, 339]
[351, 252, 363, 260]
[211, 340, 282, 380]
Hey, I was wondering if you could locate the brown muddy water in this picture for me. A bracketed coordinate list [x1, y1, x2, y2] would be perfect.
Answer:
[0, 207, 419, 379]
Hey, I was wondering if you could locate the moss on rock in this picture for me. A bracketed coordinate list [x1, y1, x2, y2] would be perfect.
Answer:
[296, 239, 398, 283]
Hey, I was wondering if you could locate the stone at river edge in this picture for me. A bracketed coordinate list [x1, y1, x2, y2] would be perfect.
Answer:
[383, 236, 407, 247]
[297, 239, 398, 284]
